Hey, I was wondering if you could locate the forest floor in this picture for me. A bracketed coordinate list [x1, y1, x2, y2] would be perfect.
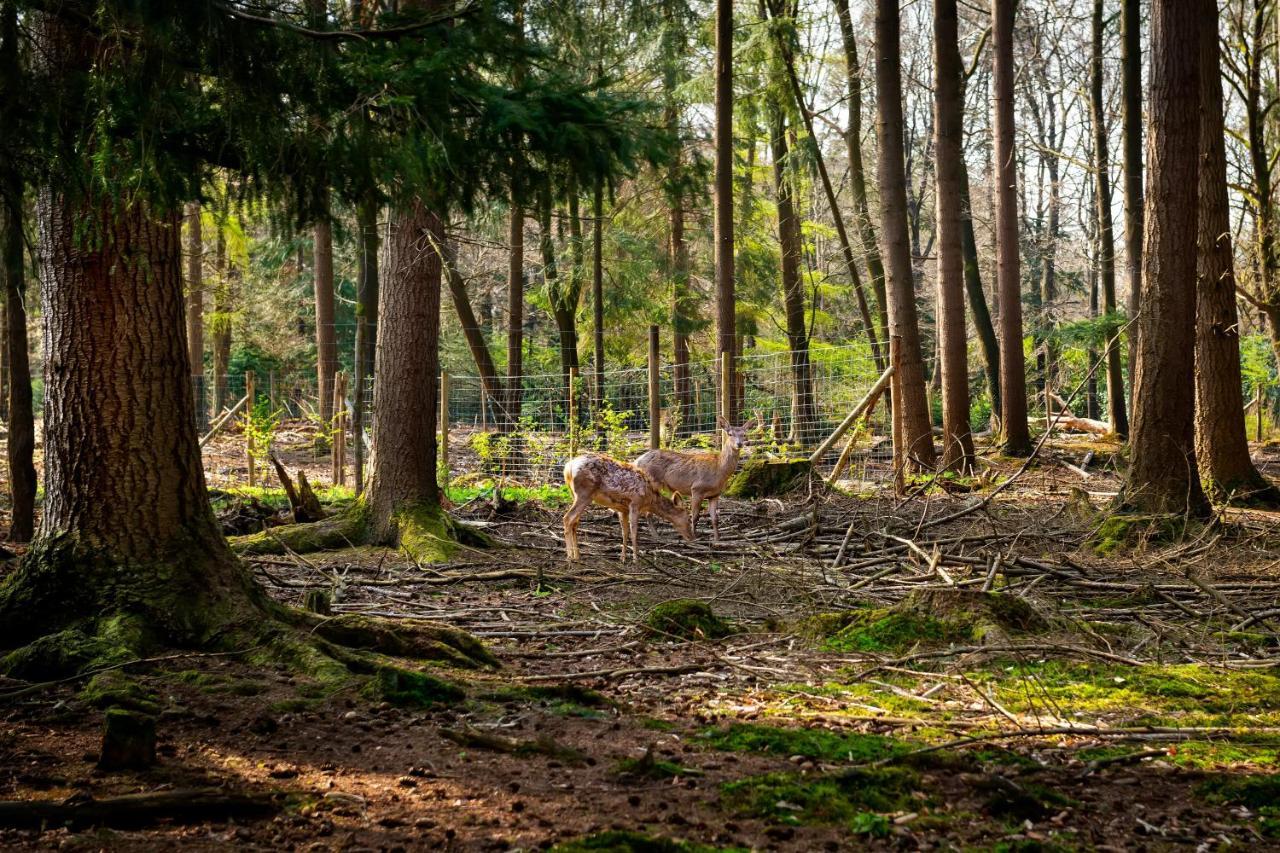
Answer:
[5, 432, 1280, 850]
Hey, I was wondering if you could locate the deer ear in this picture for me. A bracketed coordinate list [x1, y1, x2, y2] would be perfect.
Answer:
[717, 416, 728, 431]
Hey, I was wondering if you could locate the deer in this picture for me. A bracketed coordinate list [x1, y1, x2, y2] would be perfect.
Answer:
[634, 417, 758, 542]
[562, 453, 694, 562]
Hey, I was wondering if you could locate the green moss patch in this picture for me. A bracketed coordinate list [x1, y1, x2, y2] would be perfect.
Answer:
[1088, 513, 1190, 555]
[0, 619, 147, 681]
[721, 767, 918, 828]
[369, 665, 464, 707]
[645, 600, 735, 641]
[724, 457, 812, 498]
[552, 831, 744, 853]
[820, 590, 1049, 653]
[612, 749, 700, 781]
[1197, 773, 1280, 838]
[79, 671, 160, 715]
[698, 722, 906, 764]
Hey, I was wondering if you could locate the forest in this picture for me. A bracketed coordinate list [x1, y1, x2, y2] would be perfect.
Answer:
[3, 0, 1280, 849]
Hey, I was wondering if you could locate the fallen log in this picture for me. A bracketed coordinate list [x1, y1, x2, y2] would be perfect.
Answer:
[809, 364, 895, 465]
[199, 394, 251, 448]
[1032, 415, 1110, 436]
[269, 453, 326, 523]
[0, 788, 281, 829]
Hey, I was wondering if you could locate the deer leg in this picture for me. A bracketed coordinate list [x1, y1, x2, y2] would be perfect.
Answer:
[617, 509, 630, 562]
[629, 503, 642, 562]
[688, 490, 705, 535]
[709, 496, 720, 542]
[563, 493, 591, 561]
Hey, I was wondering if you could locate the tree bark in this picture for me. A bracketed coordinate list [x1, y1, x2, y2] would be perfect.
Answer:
[504, 195, 524, 431]
[1121, 0, 1143, 389]
[352, 194, 379, 493]
[714, 0, 737, 425]
[1, 173, 33, 544]
[876, 0, 936, 469]
[992, 0, 1032, 455]
[313, 218, 337, 425]
[1122, 0, 1209, 516]
[833, 0, 888, 352]
[1193, 0, 1276, 503]
[367, 199, 443, 543]
[184, 202, 207, 433]
[1091, 0, 1129, 438]
[958, 129, 1001, 420]
[934, 0, 975, 472]
[769, 104, 815, 444]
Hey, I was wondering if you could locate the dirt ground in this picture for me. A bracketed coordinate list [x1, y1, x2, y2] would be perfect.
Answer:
[5, 430, 1280, 850]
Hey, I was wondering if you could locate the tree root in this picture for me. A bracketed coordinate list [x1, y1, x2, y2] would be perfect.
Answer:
[231, 507, 370, 556]
[439, 725, 589, 765]
[300, 613, 498, 670]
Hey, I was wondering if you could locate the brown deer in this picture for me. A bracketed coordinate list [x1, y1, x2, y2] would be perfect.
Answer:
[634, 417, 757, 541]
[563, 453, 694, 562]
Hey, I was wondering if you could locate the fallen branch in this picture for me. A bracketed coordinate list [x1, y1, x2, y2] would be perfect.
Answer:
[0, 788, 281, 829]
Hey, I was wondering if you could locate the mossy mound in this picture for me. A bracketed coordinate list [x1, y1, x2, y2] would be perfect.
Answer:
[723, 457, 812, 498]
[369, 665, 465, 707]
[1088, 513, 1191, 555]
[312, 614, 497, 669]
[821, 590, 1050, 653]
[698, 722, 906, 764]
[0, 615, 154, 681]
[231, 506, 370, 556]
[721, 766, 918, 828]
[644, 600, 736, 641]
[80, 671, 160, 715]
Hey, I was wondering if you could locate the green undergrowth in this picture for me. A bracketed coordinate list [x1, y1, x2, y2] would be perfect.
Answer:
[720, 766, 920, 831]
[446, 481, 571, 508]
[645, 600, 736, 641]
[210, 484, 355, 514]
[551, 831, 745, 853]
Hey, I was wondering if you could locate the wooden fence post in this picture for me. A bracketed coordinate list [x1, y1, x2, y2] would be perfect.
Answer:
[1257, 385, 1264, 443]
[568, 367, 579, 457]
[440, 371, 450, 484]
[244, 370, 256, 487]
[890, 337, 905, 496]
[268, 370, 278, 413]
[648, 325, 660, 450]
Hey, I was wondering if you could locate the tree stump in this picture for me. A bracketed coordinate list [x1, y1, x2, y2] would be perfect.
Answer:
[98, 709, 156, 771]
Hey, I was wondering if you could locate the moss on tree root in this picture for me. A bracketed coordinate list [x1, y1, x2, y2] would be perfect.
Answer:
[723, 457, 812, 498]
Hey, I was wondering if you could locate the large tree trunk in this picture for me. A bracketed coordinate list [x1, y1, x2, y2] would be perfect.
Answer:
[669, 168, 692, 435]
[992, 0, 1032, 455]
[185, 202, 207, 433]
[934, 0, 975, 472]
[0, 183, 258, 647]
[1121, 0, 1143, 391]
[769, 105, 815, 444]
[833, 0, 888, 353]
[1091, 0, 1130, 438]
[314, 218, 337, 425]
[1193, 0, 1277, 503]
[1121, 0, 1209, 516]
[714, 0, 737, 425]
[352, 194, 379, 493]
[367, 200, 443, 547]
[876, 0, 936, 470]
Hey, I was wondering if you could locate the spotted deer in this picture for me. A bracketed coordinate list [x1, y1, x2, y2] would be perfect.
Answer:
[634, 417, 758, 541]
[562, 453, 694, 562]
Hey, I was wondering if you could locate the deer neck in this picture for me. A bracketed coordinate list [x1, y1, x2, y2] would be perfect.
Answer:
[718, 443, 740, 479]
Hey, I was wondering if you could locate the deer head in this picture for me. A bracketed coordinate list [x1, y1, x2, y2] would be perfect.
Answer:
[717, 416, 759, 457]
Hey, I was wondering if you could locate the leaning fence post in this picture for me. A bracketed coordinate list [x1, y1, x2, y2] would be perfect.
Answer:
[244, 370, 256, 487]
[568, 367, 579, 457]
[648, 325, 660, 450]
[332, 371, 346, 486]
[440, 371, 450, 486]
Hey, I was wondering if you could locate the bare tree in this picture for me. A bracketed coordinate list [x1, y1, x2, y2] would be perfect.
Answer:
[1122, 0, 1209, 516]
[714, 0, 737, 424]
[1121, 0, 1143, 384]
[876, 0, 936, 470]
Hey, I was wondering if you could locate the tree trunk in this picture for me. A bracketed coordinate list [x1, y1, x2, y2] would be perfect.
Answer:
[184, 202, 207, 433]
[833, 0, 888, 351]
[542, 190, 580, 403]
[504, 195, 524, 431]
[1, 175, 33, 544]
[992, 0, 1032, 455]
[1122, 0, 1209, 516]
[1193, 0, 1277, 503]
[958, 137, 1001, 419]
[714, 0, 737, 425]
[443, 240, 501, 406]
[1121, 0, 1143, 390]
[0, 183, 257, 647]
[1091, 0, 1130, 439]
[934, 0, 975, 472]
[211, 223, 231, 416]
[592, 179, 605, 411]
[367, 199, 443, 545]
[769, 104, 815, 444]
[314, 218, 337, 425]
[876, 0, 936, 469]
[352, 194, 379, 493]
